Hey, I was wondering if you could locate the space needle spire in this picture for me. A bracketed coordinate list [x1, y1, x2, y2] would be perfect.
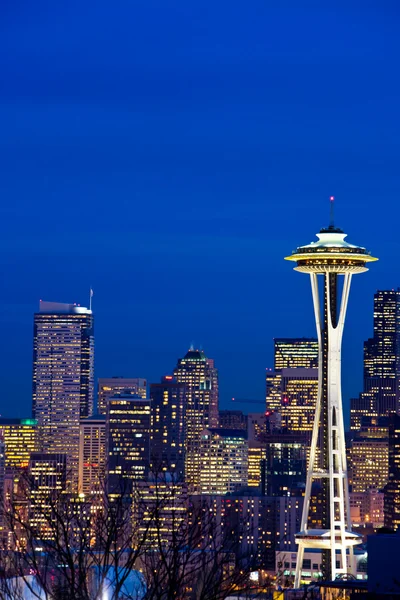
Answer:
[285, 199, 378, 585]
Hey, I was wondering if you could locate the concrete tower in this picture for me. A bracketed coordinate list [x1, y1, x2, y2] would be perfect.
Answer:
[285, 200, 377, 584]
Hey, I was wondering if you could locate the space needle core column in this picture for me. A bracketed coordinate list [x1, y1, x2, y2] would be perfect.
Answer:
[285, 200, 377, 586]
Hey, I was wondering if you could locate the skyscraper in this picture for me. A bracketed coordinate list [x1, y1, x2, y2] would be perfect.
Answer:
[198, 428, 248, 494]
[263, 431, 307, 497]
[97, 377, 147, 415]
[266, 339, 318, 434]
[384, 414, 400, 530]
[29, 452, 67, 540]
[285, 206, 377, 583]
[0, 418, 38, 471]
[150, 376, 186, 478]
[78, 415, 106, 495]
[351, 290, 400, 429]
[274, 338, 318, 371]
[106, 394, 151, 494]
[32, 301, 94, 489]
[173, 347, 218, 491]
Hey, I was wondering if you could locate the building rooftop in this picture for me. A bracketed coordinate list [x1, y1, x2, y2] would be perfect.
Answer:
[38, 300, 92, 315]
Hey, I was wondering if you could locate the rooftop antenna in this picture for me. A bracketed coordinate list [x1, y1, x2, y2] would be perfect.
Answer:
[329, 196, 335, 228]
[89, 286, 94, 312]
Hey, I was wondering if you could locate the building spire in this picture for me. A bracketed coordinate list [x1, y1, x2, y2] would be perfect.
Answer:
[329, 196, 335, 228]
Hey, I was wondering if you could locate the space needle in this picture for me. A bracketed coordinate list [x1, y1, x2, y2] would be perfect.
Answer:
[285, 198, 378, 585]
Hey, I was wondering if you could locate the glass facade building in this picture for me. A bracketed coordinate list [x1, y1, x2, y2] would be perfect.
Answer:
[106, 394, 151, 494]
[0, 418, 38, 471]
[97, 377, 147, 415]
[150, 376, 186, 478]
[32, 301, 94, 490]
[351, 290, 400, 429]
[173, 348, 219, 491]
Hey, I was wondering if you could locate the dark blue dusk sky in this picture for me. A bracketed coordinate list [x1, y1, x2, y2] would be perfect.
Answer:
[1, 1, 399, 424]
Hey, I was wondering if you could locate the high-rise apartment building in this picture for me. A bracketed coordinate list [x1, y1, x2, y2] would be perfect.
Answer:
[32, 301, 94, 489]
[351, 290, 400, 429]
[150, 376, 186, 478]
[78, 415, 106, 495]
[106, 394, 151, 494]
[273, 338, 318, 371]
[198, 428, 248, 495]
[173, 347, 218, 491]
[97, 377, 147, 415]
[0, 418, 38, 471]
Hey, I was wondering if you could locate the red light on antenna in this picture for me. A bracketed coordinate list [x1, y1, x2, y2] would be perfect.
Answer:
[330, 196, 334, 201]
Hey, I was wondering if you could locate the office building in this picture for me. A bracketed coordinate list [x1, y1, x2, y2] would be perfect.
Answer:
[78, 415, 106, 495]
[97, 377, 147, 415]
[199, 428, 248, 495]
[384, 414, 400, 530]
[173, 347, 218, 491]
[247, 412, 266, 442]
[219, 410, 247, 430]
[274, 338, 318, 371]
[106, 394, 151, 494]
[32, 301, 94, 489]
[0, 418, 38, 471]
[263, 431, 307, 496]
[28, 453, 67, 540]
[150, 376, 186, 478]
[351, 290, 400, 429]
[285, 207, 377, 583]
[246, 413, 266, 490]
[134, 479, 187, 548]
[266, 368, 318, 435]
[350, 437, 388, 493]
[248, 442, 264, 489]
[350, 489, 384, 528]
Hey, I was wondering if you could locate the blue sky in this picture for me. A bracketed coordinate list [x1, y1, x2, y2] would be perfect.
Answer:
[0, 1, 399, 423]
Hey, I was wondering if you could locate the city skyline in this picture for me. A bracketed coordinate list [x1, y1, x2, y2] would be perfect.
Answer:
[1, 2, 399, 421]
[0, 284, 399, 425]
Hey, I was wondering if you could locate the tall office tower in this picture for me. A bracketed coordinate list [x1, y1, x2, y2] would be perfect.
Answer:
[219, 410, 247, 430]
[32, 301, 94, 489]
[384, 414, 400, 530]
[106, 394, 151, 494]
[247, 413, 266, 490]
[263, 431, 307, 496]
[280, 369, 318, 433]
[29, 452, 67, 540]
[97, 377, 147, 415]
[266, 368, 318, 435]
[0, 439, 5, 542]
[78, 415, 106, 495]
[173, 347, 219, 491]
[248, 442, 264, 489]
[285, 205, 377, 583]
[351, 290, 400, 429]
[0, 418, 38, 471]
[198, 428, 248, 495]
[267, 338, 318, 415]
[349, 437, 388, 493]
[150, 376, 186, 478]
[274, 338, 318, 371]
